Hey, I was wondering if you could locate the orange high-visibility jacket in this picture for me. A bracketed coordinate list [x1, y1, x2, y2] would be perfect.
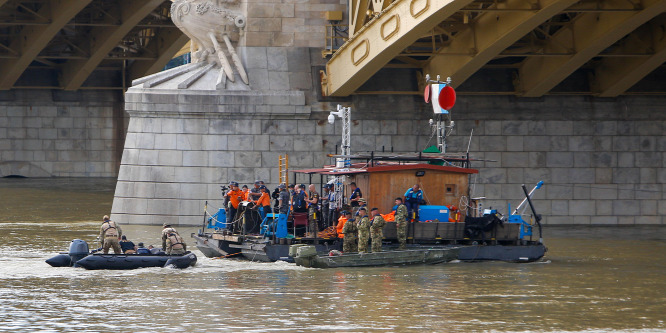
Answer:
[227, 189, 244, 209]
[256, 192, 270, 207]
[336, 216, 348, 238]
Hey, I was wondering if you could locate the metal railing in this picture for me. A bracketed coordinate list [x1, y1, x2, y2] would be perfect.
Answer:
[322, 24, 348, 58]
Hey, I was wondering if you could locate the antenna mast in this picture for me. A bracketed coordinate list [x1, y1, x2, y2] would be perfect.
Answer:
[426, 75, 455, 153]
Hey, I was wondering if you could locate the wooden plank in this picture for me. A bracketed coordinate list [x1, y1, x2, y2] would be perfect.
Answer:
[366, 169, 468, 215]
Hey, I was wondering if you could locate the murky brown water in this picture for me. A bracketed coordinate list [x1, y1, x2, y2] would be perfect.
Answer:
[1, 178, 665, 332]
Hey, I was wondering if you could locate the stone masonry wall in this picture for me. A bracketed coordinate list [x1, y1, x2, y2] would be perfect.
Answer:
[437, 95, 666, 225]
[245, 0, 346, 48]
[0, 90, 123, 177]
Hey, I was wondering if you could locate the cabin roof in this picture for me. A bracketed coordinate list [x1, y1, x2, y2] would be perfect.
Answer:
[293, 162, 478, 175]
[367, 163, 478, 174]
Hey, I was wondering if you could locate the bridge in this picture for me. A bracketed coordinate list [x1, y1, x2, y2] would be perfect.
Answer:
[322, 0, 666, 97]
[0, 0, 186, 91]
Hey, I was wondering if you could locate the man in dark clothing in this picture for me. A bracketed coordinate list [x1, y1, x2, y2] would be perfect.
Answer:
[136, 242, 151, 254]
[278, 184, 290, 214]
[292, 184, 308, 213]
[349, 182, 362, 207]
[305, 184, 320, 237]
[250, 180, 262, 201]
[321, 184, 330, 228]
[272, 186, 281, 212]
[119, 235, 136, 254]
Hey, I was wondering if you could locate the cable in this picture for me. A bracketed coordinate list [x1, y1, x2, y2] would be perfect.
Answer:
[547, 183, 663, 193]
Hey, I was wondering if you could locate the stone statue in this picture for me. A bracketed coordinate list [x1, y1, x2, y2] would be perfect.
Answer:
[171, 0, 249, 85]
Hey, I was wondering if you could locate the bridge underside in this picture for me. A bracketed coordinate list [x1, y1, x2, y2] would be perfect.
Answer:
[0, 0, 187, 91]
[324, 0, 666, 97]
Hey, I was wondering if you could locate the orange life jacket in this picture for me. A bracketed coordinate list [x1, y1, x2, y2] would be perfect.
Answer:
[381, 211, 396, 222]
[255, 192, 270, 207]
[227, 189, 244, 208]
[336, 216, 348, 238]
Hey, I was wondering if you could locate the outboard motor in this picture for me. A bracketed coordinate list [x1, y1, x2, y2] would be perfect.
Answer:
[45, 239, 90, 267]
[69, 239, 90, 267]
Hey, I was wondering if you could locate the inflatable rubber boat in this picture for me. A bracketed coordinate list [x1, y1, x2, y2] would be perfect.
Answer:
[46, 239, 197, 270]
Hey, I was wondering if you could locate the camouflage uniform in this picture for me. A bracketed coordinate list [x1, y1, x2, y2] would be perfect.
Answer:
[162, 226, 179, 250]
[370, 215, 386, 252]
[342, 216, 358, 253]
[395, 204, 408, 250]
[165, 232, 187, 255]
[308, 190, 320, 237]
[356, 215, 370, 253]
[99, 220, 122, 254]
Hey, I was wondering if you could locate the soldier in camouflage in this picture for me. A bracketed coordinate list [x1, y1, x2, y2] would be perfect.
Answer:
[99, 215, 122, 254]
[161, 223, 180, 251]
[356, 207, 370, 253]
[305, 184, 320, 238]
[341, 211, 358, 253]
[394, 197, 408, 250]
[165, 232, 187, 255]
[369, 208, 386, 252]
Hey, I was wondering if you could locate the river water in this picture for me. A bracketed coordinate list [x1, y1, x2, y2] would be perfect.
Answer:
[1, 178, 665, 332]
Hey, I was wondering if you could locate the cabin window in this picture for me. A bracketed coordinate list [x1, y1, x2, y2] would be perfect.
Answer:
[446, 184, 456, 195]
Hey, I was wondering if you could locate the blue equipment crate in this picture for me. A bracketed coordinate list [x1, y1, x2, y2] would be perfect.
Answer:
[418, 205, 449, 222]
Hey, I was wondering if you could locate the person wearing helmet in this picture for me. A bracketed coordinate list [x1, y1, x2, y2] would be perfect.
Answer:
[161, 222, 180, 251]
[99, 215, 122, 254]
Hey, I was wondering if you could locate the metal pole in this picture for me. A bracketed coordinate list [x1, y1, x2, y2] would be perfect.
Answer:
[513, 181, 544, 215]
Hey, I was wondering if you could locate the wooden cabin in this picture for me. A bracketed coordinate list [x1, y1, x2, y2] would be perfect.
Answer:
[346, 164, 477, 217]
[294, 162, 478, 220]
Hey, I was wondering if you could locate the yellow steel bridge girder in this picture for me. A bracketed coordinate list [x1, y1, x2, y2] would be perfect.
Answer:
[0, 0, 92, 90]
[516, 0, 666, 97]
[61, 0, 165, 91]
[594, 16, 666, 97]
[324, 0, 475, 97]
[425, 0, 579, 88]
[350, 0, 372, 37]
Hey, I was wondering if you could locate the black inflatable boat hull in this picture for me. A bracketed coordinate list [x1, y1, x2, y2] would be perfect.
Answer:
[75, 252, 197, 270]
[45, 254, 72, 267]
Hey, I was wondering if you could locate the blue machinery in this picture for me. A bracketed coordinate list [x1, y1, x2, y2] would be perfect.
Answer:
[508, 181, 545, 242]
[259, 213, 288, 239]
[206, 208, 228, 230]
[206, 206, 288, 239]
